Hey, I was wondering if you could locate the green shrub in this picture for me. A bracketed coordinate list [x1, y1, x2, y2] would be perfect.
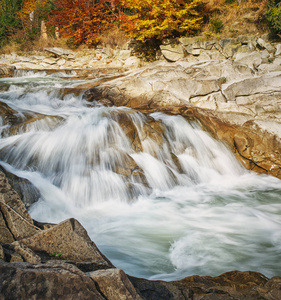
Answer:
[265, 0, 281, 34]
[210, 18, 224, 33]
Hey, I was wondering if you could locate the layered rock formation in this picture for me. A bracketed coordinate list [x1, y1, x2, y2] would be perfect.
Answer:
[83, 35, 281, 178]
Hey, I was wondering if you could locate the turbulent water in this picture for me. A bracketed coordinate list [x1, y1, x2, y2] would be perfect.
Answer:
[0, 71, 281, 281]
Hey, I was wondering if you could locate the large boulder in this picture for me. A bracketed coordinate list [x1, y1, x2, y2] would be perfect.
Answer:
[0, 65, 15, 78]
[0, 171, 38, 243]
[89, 268, 143, 300]
[0, 260, 105, 299]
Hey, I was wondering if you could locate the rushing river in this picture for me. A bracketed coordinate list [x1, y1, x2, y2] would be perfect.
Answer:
[0, 71, 281, 281]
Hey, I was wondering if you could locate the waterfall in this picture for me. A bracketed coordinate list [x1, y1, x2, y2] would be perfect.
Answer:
[0, 73, 281, 281]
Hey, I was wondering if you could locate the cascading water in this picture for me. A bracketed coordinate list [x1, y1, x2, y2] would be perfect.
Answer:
[0, 72, 281, 281]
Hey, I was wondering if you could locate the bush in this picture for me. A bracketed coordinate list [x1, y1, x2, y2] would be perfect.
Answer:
[265, 0, 281, 34]
[120, 0, 205, 42]
[210, 18, 224, 33]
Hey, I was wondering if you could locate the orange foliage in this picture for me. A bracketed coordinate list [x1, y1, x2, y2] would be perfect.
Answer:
[20, 0, 48, 26]
[120, 0, 205, 41]
[49, 0, 122, 45]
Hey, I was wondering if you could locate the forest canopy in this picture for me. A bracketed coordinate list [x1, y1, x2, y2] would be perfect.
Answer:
[0, 0, 279, 48]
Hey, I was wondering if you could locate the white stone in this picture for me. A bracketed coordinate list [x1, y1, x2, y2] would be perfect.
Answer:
[123, 56, 140, 68]
[275, 44, 281, 57]
[57, 59, 66, 66]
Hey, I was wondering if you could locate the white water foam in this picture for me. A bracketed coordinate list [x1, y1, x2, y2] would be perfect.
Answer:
[0, 76, 281, 281]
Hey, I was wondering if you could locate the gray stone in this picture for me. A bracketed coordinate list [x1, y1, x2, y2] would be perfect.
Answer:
[44, 47, 73, 57]
[90, 268, 143, 300]
[160, 44, 184, 61]
[0, 171, 38, 241]
[0, 260, 104, 299]
[256, 37, 266, 49]
[234, 51, 262, 70]
[222, 73, 281, 102]
[275, 44, 281, 56]
[265, 43, 276, 53]
[20, 218, 113, 265]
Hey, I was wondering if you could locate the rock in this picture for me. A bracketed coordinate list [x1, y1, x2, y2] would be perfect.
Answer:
[265, 43, 276, 53]
[0, 260, 104, 299]
[0, 166, 40, 210]
[124, 56, 141, 68]
[57, 58, 66, 66]
[0, 208, 14, 243]
[256, 38, 266, 49]
[19, 218, 113, 266]
[275, 44, 281, 56]
[273, 57, 281, 65]
[44, 47, 73, 57]
[234, 120, 281, 178]
[0, 171, 38, 242]
[90, 268, 143, 300]
[11, 241, 41, 264]
[0, 65, 16, 78]
[222, 73, 281, 102]
[0, 244, 4, 260]
[234, 51, 262, 70]
[160, 44, 184, 61]
[12, 62, 45, 70]
[129, 276, 190, 300]
[119, 50, 131, 61]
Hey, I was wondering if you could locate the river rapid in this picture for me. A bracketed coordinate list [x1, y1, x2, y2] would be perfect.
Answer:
[0, 71, 281, 281]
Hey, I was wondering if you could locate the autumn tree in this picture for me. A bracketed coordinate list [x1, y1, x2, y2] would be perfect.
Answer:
[120, 0, 205, 41]
[49, 0, 122, 45]
[19, 0, 54, 36]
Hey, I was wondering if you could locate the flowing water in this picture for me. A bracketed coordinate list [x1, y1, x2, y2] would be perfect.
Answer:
[0, 71, 281, 281]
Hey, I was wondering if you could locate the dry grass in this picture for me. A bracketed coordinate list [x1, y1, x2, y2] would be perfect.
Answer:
[0, 33, 68, 55]
[99, 27, 129, 49]
[203, 0, 269, 38]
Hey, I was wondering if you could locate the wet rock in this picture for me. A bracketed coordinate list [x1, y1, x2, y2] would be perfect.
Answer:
[90, 268, 143, 300]
[129, 276, 190, 300]
[0, 64, 16, 78]
[0, 171, 38, 242]
[0, 208, 15, 243]
[0, 166, 40, 210]
[19, 218, 113, 266]
[0, 260, 104, 299]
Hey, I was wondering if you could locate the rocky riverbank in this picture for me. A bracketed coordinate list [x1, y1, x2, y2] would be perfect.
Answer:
[1, 170, 281, 299]
[1, 34, 281, 299]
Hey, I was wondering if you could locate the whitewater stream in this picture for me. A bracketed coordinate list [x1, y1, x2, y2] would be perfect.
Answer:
[0, 71, 281, 281]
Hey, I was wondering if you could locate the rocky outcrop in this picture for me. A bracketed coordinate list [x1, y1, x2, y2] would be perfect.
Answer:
[0, 64, 15, 78]
[83, 38, 281, 178]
